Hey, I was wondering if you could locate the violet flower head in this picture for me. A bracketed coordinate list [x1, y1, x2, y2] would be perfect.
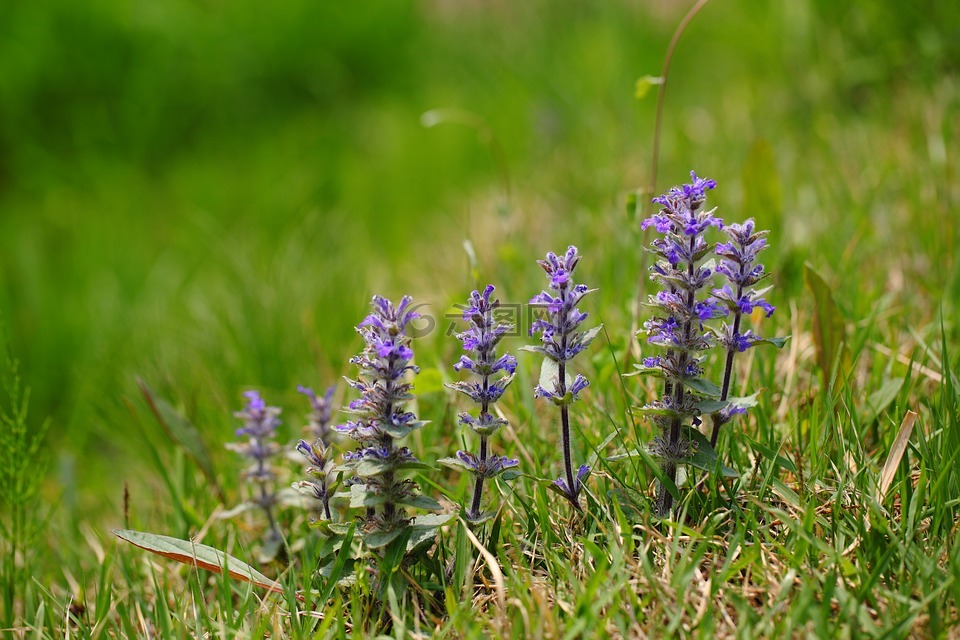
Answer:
[526, 246, 601, 509]
[334, 295, 438, 545]
[297, 384, 336, 442]
[708, 218, 778, 446]
[226, 390, 283, 548]
[442, 285, 517, 522]
[293, 438, 337, 521]
[641, 172, 726, 516]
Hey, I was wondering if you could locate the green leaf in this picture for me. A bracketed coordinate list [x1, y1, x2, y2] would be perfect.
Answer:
[112, 529, 281, 594]
[363, 527, 407, 550]
[745, 437, 797, 474]
[686, 429, 739, 478]
[538, 358, 571, 396]
[727, 391, 761, 411]
[578, 324, 604, 349]
[138, 380, 222, 501]
[684, 377, 722, 398]
[630, 405, 679, 418]
[381, 420, 429, 439]
[406, 513, 453, 552]
[398, 494, 442, 511]
[319, 523, 355, 603]
[438, 456, 474, 473]
[756, 336, 790, 349]
[695, 399, 729, 413]
[635, 75, 664, 100]
[349, 484, 387, 509]
[804, 264, 847, 383]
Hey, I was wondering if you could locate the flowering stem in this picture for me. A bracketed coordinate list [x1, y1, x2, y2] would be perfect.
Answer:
[556, 285, 580, 511]
[711, 289, 743, 447]
[469, 436, 487, 518]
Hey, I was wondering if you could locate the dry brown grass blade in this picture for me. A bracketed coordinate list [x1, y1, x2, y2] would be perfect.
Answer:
[461, 519, 507, 612]
[877, 410, 918, 503]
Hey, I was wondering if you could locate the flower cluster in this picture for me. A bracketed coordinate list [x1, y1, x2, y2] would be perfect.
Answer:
[640, 172, 725, 516]
[526, 246, 602, 509]
[298, 385, 336, 443]
[226, 390, 283, 547]
[709, 218, 776, 443]
[441, 285, 518, 522]
[294, 438, 336, 521]
[334, 295, 435, 546]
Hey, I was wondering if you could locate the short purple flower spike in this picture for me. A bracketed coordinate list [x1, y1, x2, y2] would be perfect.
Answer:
[226, 390, 283, 546]
[443, 285, 517, 522]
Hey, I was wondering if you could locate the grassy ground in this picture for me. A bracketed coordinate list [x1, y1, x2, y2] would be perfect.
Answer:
[1, 0, 959, 637]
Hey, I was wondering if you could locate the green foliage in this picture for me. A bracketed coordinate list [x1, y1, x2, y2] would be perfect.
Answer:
[0, 339, 51, 627]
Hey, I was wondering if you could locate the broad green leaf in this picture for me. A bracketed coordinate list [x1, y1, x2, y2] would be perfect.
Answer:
[538, 358, 571, 396]
[113, 529, 281, 594]
[398, 493, 443, 511]
[727, 391, 761, 410]
[695, 399, 729, 413]
[319, 523, 355, 603]
[349, 483, 387, 508]
[363, 527, 406, 549]
[804, 264, 848, 383]
[684, 377, 723, 398]
[139, 380, 221, 500]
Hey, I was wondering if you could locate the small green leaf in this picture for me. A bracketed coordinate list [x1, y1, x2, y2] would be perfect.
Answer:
[756, 336, 790, 349]
[686, 430, 739, 478]
[578, 324, 604, 349]
[631, 405, 679, 418]
[635, 75, 664, 100]
[684, 377, 723, 398]
[438, 456, 474, 473]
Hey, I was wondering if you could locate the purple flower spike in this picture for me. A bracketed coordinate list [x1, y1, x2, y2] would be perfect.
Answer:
[709, 217, 777, 446]
[526, 246, 600, 511]
[444, 284, 517, 520]
[335, 295, 435, 538]
[642, 172, 727, 517]
[226, 390, 284, 546]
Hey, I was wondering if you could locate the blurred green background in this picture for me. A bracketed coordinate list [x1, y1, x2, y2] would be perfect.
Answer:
[0, 0, 957, 526]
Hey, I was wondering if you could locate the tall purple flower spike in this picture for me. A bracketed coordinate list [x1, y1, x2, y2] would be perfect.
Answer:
[525, 246, 602, 510]
[641, 172, 728, 517]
